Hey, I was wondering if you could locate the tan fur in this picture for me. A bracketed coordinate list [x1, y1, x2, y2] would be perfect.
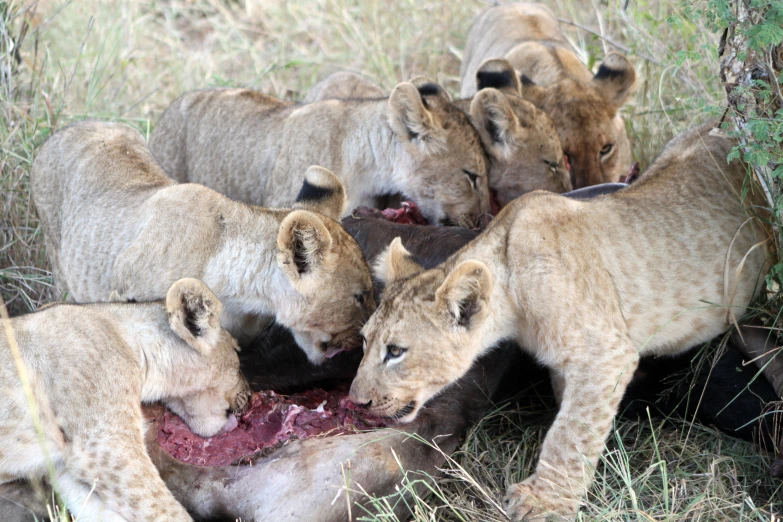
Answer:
[309, 67, 570, 208]
[149, 82, 490, 227]
[31, 121, 374, 364]
[350, 124, 770, 520]
[460, 2, 637, 189]
[0, 278, 250, 521]
[303, 71, 386, 103]
[454, 60, 571, 205]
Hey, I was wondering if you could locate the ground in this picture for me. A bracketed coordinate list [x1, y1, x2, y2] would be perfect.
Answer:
[1, 0, 780, 520]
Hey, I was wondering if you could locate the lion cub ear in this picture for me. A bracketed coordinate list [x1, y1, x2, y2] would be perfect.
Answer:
[293, 166, 347, 221]
[409, 76, 452, 109]
[166, 278, 224, 355]
[470, 88, 522, 158]
[475, 59, 521, 97]
[373, 237, 423, 285]
[276, 210, 334, 292]
[591, 52, 636, 108]
[435, 260, 493, 329]
[388, 82, 447, 155]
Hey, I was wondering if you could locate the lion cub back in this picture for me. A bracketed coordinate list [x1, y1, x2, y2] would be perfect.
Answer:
[151, 84, 491, 228]
[150, 89, 289, 197]
[32, 121, 175, 300]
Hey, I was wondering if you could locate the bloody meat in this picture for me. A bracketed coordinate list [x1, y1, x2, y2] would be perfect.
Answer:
[157, 384, 388, 466]
[351, 201, 428, 225]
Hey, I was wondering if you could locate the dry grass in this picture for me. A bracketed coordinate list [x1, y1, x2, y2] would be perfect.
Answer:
[358, 395, 782, 521]
[0, 0, 722, 314]
[1, 0, 778, 520]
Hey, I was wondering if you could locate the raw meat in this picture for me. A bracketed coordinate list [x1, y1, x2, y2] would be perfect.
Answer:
[351, 201, 428, 225]
[157, 384, 388, 466]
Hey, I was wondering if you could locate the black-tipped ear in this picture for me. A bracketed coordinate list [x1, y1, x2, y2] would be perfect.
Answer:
[409, 76, 451, 109]
[476, 59, 521, 97]
[293, 166, 347, 221]
[388, 82, 447, 155]
[592, 52, 636, 107]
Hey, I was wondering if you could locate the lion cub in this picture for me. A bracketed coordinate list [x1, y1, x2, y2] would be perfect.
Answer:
[31, 121, 374, 364]
[0, 278, 250, 521]
[149, 81, 490, 228]
[453, 59, 571, 207]
[306, 67, 570, 210]
[349, 124, 769, 520]
[460, 2, 636, 189]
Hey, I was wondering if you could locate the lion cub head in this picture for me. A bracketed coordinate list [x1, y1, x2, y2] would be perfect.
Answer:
[517, 52, 636, 189]
[388, 79, 491, 228]
[468, 59, 571, 207]
[163, 278, 252, 437]
[350, 239, 493, 422]
[275, 167, 376, 364]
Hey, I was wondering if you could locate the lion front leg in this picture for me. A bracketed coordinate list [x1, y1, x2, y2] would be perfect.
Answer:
[504, 338, 639, 521]
[67, 425, 193, 522]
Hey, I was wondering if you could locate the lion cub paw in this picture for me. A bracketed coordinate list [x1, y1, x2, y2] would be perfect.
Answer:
[503, 476, 578, 521]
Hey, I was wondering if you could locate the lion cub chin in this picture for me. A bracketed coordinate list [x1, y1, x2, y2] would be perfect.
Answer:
[350, 125, 769, 520]
[31, 122, 375, 364]
[149, 79, 490, 228]
[0, 278, 250, 521]
[307, 68, 571, 211]
[460, 2, 636, 189]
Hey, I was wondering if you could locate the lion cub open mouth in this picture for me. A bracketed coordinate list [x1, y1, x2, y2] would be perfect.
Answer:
[155, 384, 389, 467]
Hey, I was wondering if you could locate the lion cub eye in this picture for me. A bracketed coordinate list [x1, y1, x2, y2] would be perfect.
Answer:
[543, 159, 558, 172]
[600, 144, 614, 156]
[354, 293, 364, 306]
[384, 344, 407, 363]
[463, 169, 479, 190]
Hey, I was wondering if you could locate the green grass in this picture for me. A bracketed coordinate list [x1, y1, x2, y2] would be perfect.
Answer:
[1, 0, 780, 520]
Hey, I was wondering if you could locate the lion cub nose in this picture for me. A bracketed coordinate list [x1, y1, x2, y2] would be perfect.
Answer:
[349, 385, 372, 408]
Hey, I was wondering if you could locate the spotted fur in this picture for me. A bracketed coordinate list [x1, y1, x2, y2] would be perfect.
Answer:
[0, 279, 250, 521]
[350, 125, 771, 520]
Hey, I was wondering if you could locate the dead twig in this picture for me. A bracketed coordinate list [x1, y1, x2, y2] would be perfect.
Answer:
[557, 17, 661, 66]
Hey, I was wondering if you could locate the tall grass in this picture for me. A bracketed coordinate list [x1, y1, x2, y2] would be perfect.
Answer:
[1, 0, 779, 520]
[0, 0, 725, 315]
